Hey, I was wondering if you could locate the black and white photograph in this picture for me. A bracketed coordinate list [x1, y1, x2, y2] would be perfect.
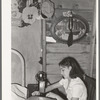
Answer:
[2, 0, 98, 100]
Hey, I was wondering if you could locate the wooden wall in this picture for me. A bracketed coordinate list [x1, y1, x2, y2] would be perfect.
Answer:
[46, 44, 91, 81]
[45, 8, 96, 86]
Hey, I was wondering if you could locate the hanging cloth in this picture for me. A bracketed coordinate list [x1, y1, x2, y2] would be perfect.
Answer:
[22, 6, 38, 24]
[67, 11, 73, 46]
[41, 0, 55, 18]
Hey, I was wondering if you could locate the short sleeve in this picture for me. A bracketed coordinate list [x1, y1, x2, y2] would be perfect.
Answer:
[59, 78, 64, 85]
[72, 84, 83, 98]
[59, 78, 69, 90]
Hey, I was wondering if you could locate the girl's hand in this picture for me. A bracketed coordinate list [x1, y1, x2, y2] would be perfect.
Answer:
[46, 92, 57, 98]
[46, 92, 64, 100]
[31, 91, 40, 96]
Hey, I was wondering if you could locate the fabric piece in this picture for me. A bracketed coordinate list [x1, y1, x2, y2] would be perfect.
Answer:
[22, 6, 38, 24]
[67, 31, 73, 47]
[11, 84, 27, 100]
[59, 78, 69, 90]
[41, 0, 54, 18]
[68, 16, 73, 47]
[59, 77, 87, 100]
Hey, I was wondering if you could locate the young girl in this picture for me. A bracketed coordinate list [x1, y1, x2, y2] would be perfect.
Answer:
[32, 56, 87, 100]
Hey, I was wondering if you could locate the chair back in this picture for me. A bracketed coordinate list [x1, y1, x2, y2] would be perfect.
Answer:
[11, 48, 26, 87]
[83, 75, 96, 100]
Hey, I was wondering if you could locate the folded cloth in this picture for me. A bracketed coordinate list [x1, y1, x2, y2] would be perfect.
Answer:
[11, 84, 27, 100]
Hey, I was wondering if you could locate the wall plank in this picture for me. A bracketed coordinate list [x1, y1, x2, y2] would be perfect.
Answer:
[47, 53, 90, 64]
[47, 74, 62, 83]
[55, 9, 93, 22]
[47, 43, 90, 53]
[47, 64, 90, 75]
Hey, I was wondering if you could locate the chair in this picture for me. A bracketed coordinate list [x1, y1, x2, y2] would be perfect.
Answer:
[83, 75, 96, 100]
[11, 48, 26, 86]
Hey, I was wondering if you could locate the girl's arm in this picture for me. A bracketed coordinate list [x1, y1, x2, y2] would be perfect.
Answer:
[45, 82, 62, 92]
[32, 82, 62, 96]
[46, 92, 64, 100]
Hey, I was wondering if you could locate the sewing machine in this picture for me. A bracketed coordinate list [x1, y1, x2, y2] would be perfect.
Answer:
[27, 71, 57, 100]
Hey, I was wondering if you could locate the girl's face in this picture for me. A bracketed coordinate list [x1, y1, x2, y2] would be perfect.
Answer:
[60, 66, 72, 79]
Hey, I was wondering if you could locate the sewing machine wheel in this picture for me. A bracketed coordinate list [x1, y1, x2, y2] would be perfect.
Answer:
[26, 96, 57, 100]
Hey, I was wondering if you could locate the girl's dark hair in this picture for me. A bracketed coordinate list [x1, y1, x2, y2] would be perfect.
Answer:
[59, 56, 85, 79]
